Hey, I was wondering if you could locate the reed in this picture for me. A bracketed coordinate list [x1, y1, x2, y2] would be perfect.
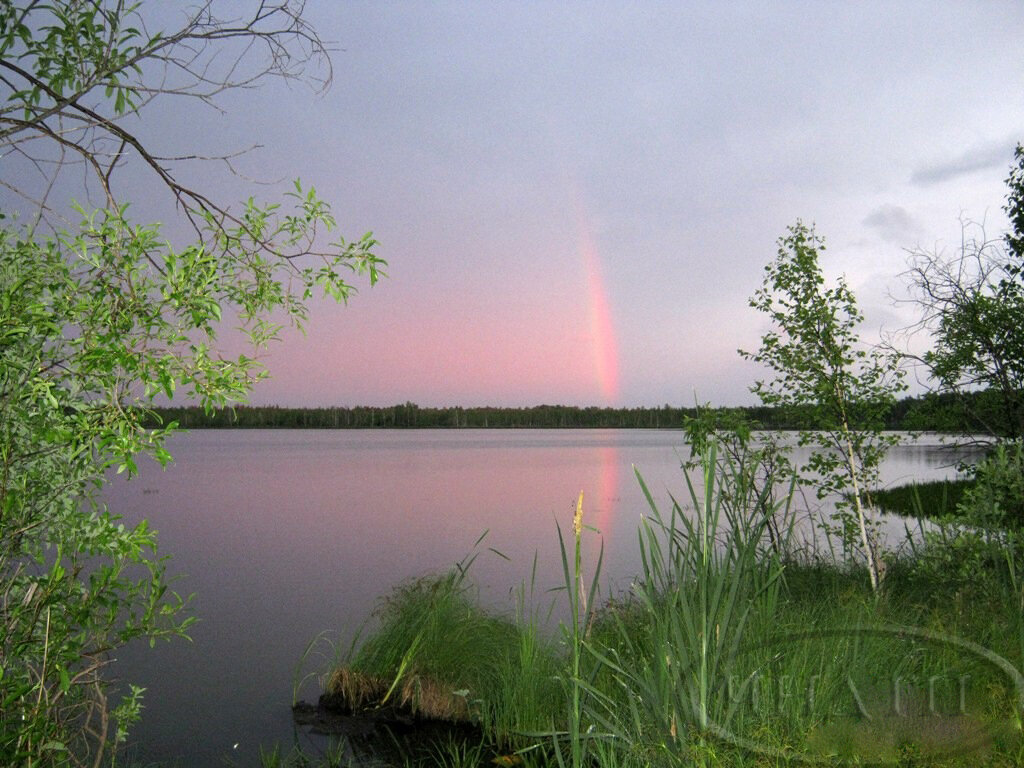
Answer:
[552, 490, 605, 768]
[309, 439, 1024, 767]
[569, 441, 787, 766]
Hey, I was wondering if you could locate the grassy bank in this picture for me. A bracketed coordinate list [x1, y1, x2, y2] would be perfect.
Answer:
[303, 449, 1023, 768]
[871, 479, 974, 520]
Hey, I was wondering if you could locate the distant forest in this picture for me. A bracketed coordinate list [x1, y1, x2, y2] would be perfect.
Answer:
[143, 391, 1003, 433]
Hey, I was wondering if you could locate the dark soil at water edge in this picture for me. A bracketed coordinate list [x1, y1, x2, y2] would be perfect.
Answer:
[291, 701, 488, 766]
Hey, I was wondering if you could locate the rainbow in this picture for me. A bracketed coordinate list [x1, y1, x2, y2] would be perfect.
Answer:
[575, 204, 620, 405]
[572, 197, 622, 549]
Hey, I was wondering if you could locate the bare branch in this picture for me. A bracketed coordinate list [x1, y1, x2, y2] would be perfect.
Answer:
[2, 0, 335, 238]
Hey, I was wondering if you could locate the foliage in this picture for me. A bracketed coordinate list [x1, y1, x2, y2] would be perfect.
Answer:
[907, 525, 1008, 593]
[0, 1, 383, 764]
[0, 229, 190, 763]
[897, 389, 1015, 435]
[741, 221, 905, 590]
[956, 441, 1024, 529]
[901, 145, 1024, 441]
[682, 406, 795, 555]
[137, 392, 990, 431]
[577, 443, 788, 766]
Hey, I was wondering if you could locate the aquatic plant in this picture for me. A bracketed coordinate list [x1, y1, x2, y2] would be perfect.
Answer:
[325, 543, 561, 739]
[312, 438, 1024, 767]
[571, 441, 788, 766]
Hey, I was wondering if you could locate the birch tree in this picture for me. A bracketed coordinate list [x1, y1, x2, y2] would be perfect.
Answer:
[741, 222, 904, 590]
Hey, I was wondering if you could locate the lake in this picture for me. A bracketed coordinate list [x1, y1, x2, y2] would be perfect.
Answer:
[103, 429, 976, 765]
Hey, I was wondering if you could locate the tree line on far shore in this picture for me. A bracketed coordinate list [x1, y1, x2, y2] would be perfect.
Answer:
[141, 390, 1005, 432]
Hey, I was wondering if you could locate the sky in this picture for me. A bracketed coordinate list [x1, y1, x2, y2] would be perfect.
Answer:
[19, 1, 1024, 407]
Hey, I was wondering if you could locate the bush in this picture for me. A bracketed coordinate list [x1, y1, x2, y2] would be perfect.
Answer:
[957, 441, 1024, 528]
[0, 3, 382, 762]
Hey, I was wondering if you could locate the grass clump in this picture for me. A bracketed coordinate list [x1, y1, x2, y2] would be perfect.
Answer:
[571, 445, 788, 767]
[326, 566, 561, 741]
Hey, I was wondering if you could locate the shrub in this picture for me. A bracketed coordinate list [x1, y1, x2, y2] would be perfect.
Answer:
[957, 441, 1024, 528]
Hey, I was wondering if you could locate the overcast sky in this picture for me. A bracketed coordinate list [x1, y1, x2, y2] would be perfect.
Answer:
[52, 2, 1024, 406]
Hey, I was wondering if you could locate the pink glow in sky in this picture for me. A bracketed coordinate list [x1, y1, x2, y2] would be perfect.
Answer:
[577, 203, 621, 405]
[245, 266, 608, 407]
[228, 2, 1023, 408]
[13, 4, 1023, 408]
[241, 185, 628, 408]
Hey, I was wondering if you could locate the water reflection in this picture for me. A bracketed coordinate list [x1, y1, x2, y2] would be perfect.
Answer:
[104, 429, 976, 766]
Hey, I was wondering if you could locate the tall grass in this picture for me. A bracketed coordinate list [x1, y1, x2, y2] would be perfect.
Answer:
[482, 551, 563, 746]
[569, 442, 788, 766]
[309, 439, 1023, 767]
[336, 569, 517, 723]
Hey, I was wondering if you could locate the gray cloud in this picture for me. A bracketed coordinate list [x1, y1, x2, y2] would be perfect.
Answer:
[84, 2, 1024, 407]
[911, 141, 1016, 186]
[861, 204, 921, 243]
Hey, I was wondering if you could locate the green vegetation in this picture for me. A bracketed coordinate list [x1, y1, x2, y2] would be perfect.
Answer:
[958, 441, 1024, 529]
[870, 442, 1023, 532]
[902, 146, 1024, 442]
[577, 446, 787, 766]
[741, 221, 905, 590]
[143, 393, 977, 431]
[891, 146, 1024, 538]
[871, 479, 973, 519]
[312, 441, 1023, 767]
[0, 2, 381, 764]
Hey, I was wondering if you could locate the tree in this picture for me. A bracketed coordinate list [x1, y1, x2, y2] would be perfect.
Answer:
[0, 2, 384, 764]
[741, 222, 904, 591]
[900, 145, 1024, 442]
[899, 145, 1024, 529]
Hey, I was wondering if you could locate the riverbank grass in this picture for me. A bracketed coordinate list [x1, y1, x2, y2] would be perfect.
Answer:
[872, 478, 973, 519]
[325, 566, 563, 743]
[314, 447, 1022, 767]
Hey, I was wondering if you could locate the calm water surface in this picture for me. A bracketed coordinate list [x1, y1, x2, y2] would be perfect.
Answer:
[104, 429, 974, 765]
